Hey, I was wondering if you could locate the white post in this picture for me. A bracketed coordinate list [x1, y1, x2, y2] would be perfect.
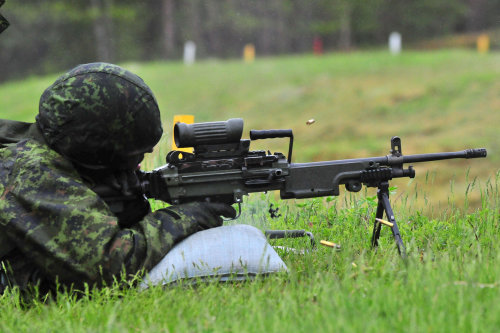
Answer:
[183, 41, 196, 65]
[389, 32, 402, 55]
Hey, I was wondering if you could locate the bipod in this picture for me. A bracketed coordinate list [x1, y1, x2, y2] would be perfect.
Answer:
[371, 181, 407, 258]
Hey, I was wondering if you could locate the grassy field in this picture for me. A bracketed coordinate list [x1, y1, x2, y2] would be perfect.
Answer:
[0, 50, 499, 332]
[0, 182, 498, 332]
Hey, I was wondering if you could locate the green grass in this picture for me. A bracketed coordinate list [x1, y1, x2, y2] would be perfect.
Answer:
[0, 50, 499, 332]
[0, 172, 498, 332]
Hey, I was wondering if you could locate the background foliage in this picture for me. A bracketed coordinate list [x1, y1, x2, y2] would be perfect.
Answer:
[1, 0, 500, 82]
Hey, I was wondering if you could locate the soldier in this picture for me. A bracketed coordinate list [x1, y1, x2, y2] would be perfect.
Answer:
[0, 63, 236, 294]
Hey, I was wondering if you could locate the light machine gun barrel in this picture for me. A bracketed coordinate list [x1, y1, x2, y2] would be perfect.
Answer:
[139, 118, 487, 256]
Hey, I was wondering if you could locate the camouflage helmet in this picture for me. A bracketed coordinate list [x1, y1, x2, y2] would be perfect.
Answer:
[37, 63, 163, 169]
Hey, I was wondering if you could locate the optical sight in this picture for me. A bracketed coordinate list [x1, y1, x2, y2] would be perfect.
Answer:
[174, 118, 244, 148]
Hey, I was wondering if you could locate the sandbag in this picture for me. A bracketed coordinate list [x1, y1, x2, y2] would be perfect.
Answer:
[140, 224, 287, 288]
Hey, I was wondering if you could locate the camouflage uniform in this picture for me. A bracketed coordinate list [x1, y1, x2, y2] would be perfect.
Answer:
[0, 63, 234, 293]
[0, 0, 8, 35]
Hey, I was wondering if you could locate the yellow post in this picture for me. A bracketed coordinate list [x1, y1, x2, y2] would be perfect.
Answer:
[477, 34, 490, 54]
[243, 44, 255, 63]
[172, 115, 194, 152]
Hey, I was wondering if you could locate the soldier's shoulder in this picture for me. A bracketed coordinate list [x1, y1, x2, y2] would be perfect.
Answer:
[13, 139, 73, 170]
[5, 138, 92, 202]
[3, 139, 80, 190]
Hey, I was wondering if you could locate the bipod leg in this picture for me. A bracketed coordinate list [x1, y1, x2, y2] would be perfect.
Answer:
[371, 182, 407, 258]
[371, 197, 385, 248]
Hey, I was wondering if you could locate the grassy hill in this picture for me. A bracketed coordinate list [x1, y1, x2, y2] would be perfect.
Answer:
[1, 49, 498, 210]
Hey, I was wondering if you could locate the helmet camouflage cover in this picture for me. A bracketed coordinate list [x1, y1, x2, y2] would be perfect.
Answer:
[37, 63, 163, 169]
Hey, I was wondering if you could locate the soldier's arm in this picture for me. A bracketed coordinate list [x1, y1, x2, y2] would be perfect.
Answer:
[0, 140, 220, 287]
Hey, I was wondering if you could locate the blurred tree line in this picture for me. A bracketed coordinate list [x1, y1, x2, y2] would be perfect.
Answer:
[0, 0, 498, 83]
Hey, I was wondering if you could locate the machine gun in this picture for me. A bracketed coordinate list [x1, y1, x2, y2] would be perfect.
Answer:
[139, 118, 487, 256]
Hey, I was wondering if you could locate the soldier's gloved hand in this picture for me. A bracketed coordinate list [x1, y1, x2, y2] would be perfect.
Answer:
[195, 202, 237, 229]
[165, 202, 237, 231]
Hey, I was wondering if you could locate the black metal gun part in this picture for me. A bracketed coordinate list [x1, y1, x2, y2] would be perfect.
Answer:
[138, 118, 486, 256]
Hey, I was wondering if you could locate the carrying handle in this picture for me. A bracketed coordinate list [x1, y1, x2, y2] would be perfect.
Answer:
[250, 129, 294, 163]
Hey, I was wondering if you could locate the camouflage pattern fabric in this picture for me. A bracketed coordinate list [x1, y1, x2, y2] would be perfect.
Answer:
[0, 0, 8, 35]
[0, 13, 7, 35]
[0, 133, 225, 290]
[0, 119, 32, 146]
[37, 63, 163, 169]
